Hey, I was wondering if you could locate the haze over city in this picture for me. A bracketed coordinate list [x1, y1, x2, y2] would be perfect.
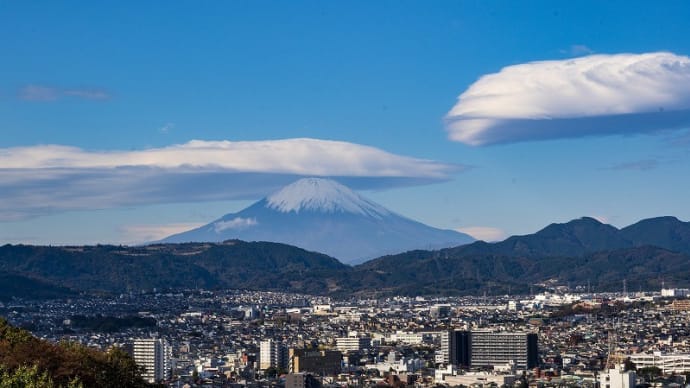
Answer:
[2, 1, 690, 247]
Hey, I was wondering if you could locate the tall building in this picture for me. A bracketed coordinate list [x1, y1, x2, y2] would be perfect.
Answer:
[260, 339, 288, 370]
[133, 338, 172, 383]
[289, 348, 342, 375]
[440, 330, 451, 365]
[440, 330, 471, 367]
[441, 330, 538, 369]
[470, 331, 538, 369]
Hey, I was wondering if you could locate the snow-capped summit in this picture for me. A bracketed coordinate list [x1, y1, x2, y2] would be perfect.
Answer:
[160, 177, 474, 264]
[266, 178, 389, 218]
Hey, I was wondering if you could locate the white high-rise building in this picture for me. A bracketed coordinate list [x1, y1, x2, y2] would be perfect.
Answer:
[260, 339, 287, 370]
[133, 338, 172, 383]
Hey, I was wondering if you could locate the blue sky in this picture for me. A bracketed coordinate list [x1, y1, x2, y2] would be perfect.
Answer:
[2, 1, 690, 244]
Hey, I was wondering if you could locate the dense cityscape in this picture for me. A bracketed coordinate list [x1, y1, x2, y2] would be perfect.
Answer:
[3, 286, 690, 387]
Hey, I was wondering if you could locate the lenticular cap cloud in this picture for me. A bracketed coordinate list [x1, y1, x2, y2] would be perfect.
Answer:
[445, 52, 690, 145]
[0, 138, 463, 221]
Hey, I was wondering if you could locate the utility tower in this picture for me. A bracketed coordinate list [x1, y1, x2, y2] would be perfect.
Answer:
[605, 329, 625, 370]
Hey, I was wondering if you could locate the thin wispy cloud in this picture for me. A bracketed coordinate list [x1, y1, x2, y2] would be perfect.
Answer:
[214, 217, 258, 233]
[666, 128, 690, 147]
[119, 222, 206, 245]
[18, 84, 111, 101]
[158, 123, 175, 134]
[445, 52, 690, 146]
[603, 159, 659, 171]
[564, 44, 594, 56]
[63, 88, 111, 100]
[592, 215, 611, 224]
[0, 138, 465, 221]
[19, 85, 60, 101]
[456, 226, 506, 242]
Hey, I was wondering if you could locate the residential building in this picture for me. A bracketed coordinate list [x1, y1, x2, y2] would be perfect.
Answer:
[289, 348, 341, 375]
[335, 337, 371, 353]
[440, 330, 472, 367]
[599, 368, 636, 388]
[470, 331, 538, 369]
[285, 373, 322, 388]
[441, 330, 538, 369]
[260, 339, 288, 370]
[629, 352, 690, 374]
[133, 338, 172, 383]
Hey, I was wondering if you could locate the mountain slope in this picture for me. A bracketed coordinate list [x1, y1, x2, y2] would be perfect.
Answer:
[0, 241, 350, 295]
[621, 216, 690, 255]
[351, 245, 690, 296]
[352, 216, 690, 296]
[161, 178, 474, 264]
[5, 216, 690, 299]
[455, 217, 633, 258]
[0, 271, 77, 301]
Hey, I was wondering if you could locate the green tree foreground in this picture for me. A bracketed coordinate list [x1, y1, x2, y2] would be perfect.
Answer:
[0, 318, 150, 387]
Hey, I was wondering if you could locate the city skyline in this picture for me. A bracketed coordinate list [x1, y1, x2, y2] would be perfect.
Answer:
[2, 1, 690, 245]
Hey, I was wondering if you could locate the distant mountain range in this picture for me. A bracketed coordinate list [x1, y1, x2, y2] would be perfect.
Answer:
[444, 216, 690, 258]
[2, 215, 690, 299]
[355, 216, 690, 295]
[160, 178, 474, 264]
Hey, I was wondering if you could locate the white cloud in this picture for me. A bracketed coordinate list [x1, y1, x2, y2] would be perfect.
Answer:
[456, 226, 506, 242]
[565, 44, 594, 56]
[18, 84, 111, 101]
[214, 217, 258, 233]
[445, 52, 690, 145]
[19, 85, 60, 101]
[591, 215, 611, 224]
[158, 122, 175, 134]
[119, 222, 206, 245]
[604, 159, 659, 171]
[0, 138, 463, 221]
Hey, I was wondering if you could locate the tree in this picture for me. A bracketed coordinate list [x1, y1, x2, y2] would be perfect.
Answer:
[264, 366, 278, 378]
[0, 318, 147, 387]
[623, 358, 637, 372]
[639, 366, 662, 382]
[0, 364, 55, 388]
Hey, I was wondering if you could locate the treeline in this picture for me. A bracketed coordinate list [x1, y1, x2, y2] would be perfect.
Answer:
[0, 318, 152, 387]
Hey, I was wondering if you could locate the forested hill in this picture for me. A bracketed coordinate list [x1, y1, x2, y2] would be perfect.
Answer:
[0, 318, 150, 387]
[0, 241, 351, 297]
[2, 216, 690, 298]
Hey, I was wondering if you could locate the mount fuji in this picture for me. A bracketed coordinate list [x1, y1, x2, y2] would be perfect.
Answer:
[159, 178, 474, 264]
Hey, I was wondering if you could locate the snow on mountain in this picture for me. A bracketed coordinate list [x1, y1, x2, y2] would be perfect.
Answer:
[159, 178, 474, 264]
[265, 177, 390, 218]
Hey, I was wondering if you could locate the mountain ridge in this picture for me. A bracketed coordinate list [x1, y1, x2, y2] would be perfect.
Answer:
[3, 215, 690, 299]
[160, 178, 474, 264]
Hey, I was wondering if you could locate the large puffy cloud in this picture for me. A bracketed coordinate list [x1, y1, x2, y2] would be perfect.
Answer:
[0, 138, 463, 221]
[445, 52, 690, 145]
